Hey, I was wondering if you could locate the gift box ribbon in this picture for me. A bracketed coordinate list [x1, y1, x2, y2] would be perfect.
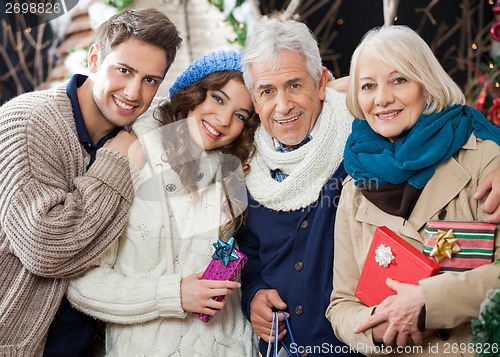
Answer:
[212, 237, 239, 267]
[375, 244, 395, 267]
[430, 229, 461, 263]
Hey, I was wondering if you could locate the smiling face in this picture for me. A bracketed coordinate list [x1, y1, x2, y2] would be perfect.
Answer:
[250, 51, 327, 148]
[356, 53, 426, 142]
[186, 79, 253, 151]
[88, 38, 168, 130]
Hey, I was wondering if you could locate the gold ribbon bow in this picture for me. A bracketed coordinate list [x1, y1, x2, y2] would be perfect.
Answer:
[430, 229, 461, 263]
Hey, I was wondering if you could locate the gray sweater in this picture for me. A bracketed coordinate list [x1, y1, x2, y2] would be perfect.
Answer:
[0, 83, 135, 356]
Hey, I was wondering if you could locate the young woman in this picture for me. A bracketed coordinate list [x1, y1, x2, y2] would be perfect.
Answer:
[327, 26, 500, 356]
[67, 50, 259, 356]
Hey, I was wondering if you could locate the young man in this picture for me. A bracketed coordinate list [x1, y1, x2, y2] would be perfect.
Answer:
[0, 8, 181, 356]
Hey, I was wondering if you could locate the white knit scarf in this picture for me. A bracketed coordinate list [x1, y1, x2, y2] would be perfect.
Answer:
[246, 88, 353, 211]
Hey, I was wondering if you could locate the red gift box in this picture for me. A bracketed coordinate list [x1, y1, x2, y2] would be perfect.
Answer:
[195, 239, 248, 323]
[355, 226, 440, 307]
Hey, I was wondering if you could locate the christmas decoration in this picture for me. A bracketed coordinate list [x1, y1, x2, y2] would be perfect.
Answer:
[465, 1, 500, 126]
[471, 278, 500, 356]
[207, 0, 258, 46]
[491, 0, 500, 41]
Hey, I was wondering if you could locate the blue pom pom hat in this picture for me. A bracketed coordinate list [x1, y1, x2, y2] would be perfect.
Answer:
[169, 50, 242, 99]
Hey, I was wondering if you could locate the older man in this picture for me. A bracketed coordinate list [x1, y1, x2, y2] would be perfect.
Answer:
[236, 18, 360, 356]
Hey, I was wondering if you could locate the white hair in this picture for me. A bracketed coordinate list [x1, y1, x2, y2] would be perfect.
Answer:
[241, 18, 323, 94]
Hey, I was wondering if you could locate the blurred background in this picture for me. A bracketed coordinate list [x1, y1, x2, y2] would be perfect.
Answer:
[1, 0, 499, 124]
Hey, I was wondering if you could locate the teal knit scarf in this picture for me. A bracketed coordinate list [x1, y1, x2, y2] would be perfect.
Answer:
[344, 105, 500, 189]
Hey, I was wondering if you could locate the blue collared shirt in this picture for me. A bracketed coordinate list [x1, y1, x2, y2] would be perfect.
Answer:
[270, 135, 313, 182]
[66, 74, 121, 167]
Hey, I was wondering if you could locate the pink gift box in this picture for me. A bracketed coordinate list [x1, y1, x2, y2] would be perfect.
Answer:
[195, 247, 248, 323]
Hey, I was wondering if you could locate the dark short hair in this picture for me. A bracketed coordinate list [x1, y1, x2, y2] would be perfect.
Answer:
[94, 8, 182, 73]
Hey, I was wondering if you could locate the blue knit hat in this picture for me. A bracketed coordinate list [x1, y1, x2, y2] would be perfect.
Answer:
[169, 50, 242, 99]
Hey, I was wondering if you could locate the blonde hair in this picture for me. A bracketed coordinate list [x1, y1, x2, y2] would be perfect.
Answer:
[346, 25, 465, 119]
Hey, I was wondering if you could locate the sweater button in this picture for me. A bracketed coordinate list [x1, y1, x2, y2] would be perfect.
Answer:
[299, 220, 309, 229]
[294, 261, 304, 271]
[295, 305, 303, 315]
[165, 183, 176, 192]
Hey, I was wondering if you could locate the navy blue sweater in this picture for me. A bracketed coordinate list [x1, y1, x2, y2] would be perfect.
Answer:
[237, 163, 361, 356]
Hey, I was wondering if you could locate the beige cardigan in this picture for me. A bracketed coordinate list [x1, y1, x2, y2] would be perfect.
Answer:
[327, 135, 500, 356]
[0, 84, 135, 356]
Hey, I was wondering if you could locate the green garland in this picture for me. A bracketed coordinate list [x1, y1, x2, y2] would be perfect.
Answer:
[471, 264, 500, 356]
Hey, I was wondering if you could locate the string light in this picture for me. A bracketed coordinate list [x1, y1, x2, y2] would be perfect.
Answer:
[337, 18, 344, 25]
[25, 27, 31, 33]
[471, 43, 478, 50]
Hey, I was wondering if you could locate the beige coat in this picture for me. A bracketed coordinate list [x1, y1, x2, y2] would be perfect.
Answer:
[327, 134, 500, 356]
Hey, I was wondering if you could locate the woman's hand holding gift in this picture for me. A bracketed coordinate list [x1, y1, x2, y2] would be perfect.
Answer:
[180, 272, 240, 315]
[354, 278, 432, 347]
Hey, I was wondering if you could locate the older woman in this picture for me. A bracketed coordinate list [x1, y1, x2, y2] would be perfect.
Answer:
[327, 25, 500, 356]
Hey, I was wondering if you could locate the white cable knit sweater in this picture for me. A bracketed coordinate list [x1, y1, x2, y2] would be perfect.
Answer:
[67, 116, 257, 357]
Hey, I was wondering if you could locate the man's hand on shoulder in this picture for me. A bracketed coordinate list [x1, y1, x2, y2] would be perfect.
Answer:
[475, 167, 500, 223]
[327, 75, 349, 93]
